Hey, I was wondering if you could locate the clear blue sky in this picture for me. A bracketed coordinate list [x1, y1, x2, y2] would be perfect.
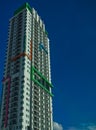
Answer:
[0, 0, 96, 130]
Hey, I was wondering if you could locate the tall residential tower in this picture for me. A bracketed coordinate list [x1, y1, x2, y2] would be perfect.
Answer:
[0, 3, 53, 130]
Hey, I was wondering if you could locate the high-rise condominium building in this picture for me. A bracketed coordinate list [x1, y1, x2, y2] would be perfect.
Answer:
[0, 3, 53, 130]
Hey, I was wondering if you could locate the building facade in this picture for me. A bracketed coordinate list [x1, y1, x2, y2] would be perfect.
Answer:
[0, 3, 53, 130]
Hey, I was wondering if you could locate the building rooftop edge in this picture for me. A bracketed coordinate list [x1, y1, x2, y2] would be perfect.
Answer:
[13, 3, 49, 37]
[14, 2, 32, 16]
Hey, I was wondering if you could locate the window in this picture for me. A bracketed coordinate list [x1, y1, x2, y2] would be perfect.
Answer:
[26, 109, 29, 112]
[20, 113, 23, 116]
[19, 125, 23, 129]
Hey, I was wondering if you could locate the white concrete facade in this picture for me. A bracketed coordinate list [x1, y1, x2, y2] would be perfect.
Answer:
[0, 3, 53, 130]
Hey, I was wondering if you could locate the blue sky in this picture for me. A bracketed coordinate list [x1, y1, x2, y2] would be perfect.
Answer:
[0, 0, 96, 130]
